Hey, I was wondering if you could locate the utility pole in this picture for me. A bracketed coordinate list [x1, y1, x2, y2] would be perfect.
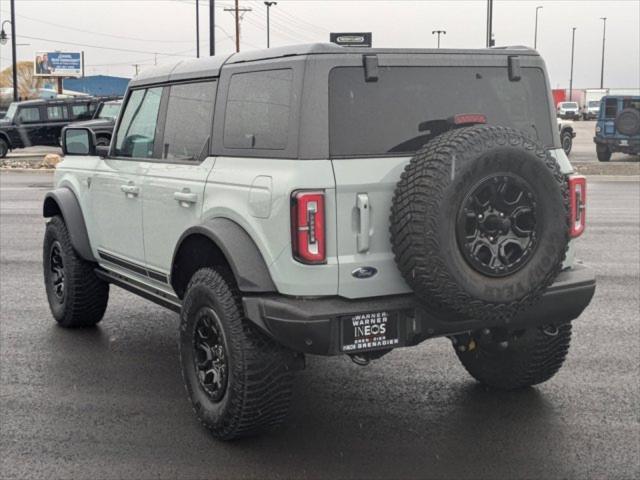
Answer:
[431, 30, 446, 48]
[600, 17, 607, 89]
[132, 64, 140, 76]
[209, 0, 215, 56]
[196, 0, 200, 58]
[10, 0, 18, 101]
[264, 2, 277, 48]
[486, 0, 494, 47]
[224, 0, 252, 53]
[534, 6, 542, 49]
[569, 27, 576, 101]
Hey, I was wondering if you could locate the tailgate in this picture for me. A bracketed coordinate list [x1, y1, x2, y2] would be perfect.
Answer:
[332, 157, 413, 298]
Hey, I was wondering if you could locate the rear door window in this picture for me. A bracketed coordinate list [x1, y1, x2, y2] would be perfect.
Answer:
[604, 98, 618, 118]
[47, 105, 68, 121]
[223, 69, 292, 150]
[114, 87, 163, 158]
[70, 103, 91, 120]
[329, 66, 554, 156]
[161, 81, 217, 161]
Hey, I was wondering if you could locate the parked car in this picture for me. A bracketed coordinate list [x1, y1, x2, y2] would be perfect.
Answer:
[558, 118, 576, 155]
[557, 101, 580, 120]
[45, 44, 594, 440]
[64, 100, 122, 147]
[582, 100, 600, 120]
[0, 97, 100, 158]
[594, 95, 640, 161]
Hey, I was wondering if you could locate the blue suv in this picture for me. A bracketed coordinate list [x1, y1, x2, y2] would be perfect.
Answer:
[594, 96, 640, 162]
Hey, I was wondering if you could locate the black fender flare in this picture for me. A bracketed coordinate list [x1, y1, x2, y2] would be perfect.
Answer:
[172, 218, 276, 293]
[43, 188, 96, 262]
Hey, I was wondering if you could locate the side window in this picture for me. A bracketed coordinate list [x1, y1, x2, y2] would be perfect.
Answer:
[223, 69, 292, 150]
[162, 81, 216, 161]
[604, 98, 618, 118]
[114, 87, 163, 158]
[16, 107, 41, 123]
[70, 104, 91, 120]
[47, 105, 68, 121]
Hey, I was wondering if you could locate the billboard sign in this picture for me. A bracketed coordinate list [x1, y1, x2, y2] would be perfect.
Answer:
[34, 52, 83, 77]
[330, 32, 372, 48]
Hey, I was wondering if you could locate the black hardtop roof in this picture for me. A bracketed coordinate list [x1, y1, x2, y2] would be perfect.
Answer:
[130, 42, 538, 87]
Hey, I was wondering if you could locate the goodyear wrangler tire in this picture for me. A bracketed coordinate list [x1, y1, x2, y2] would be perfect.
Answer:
[180, 268, 296, 440]
[390, 125, 569, 322]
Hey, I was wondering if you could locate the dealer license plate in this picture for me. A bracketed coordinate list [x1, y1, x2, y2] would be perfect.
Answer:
[341, 311, 399, 353]
[619, 139, 629, 146]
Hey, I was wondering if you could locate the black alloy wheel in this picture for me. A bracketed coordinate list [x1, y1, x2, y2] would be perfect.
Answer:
[49, 240, 65, 303]
[457, 174, 538, 277]
[193, 307, 228, 402]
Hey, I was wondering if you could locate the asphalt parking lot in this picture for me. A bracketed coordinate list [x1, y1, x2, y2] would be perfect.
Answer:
[0, 170, 638, 479]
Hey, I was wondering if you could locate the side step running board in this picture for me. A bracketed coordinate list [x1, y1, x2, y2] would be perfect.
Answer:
[95, 268, 182, 313]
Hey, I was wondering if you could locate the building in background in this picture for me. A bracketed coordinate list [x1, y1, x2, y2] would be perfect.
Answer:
[63, 75, 130, 97]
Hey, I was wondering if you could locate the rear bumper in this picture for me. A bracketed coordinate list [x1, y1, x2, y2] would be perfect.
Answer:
[594, 136, 640, 153]
[243, 264, 596, 355]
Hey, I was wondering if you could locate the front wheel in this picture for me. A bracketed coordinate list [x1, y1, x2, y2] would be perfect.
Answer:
[43, 216, 109, 327]
[0, 138, 8, 158]
[596, 144, 612, 162]
[454, 324, 572, 390]
[179, 268, 296, 440]
[561, 131, 573, 155]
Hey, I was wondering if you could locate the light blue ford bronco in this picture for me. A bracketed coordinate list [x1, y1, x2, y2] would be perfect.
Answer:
[43, 44, 595, 440]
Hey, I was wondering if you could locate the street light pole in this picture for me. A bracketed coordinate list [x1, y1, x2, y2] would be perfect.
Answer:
[196, 0, 200, 58]
[600, 17, 607, 89]
[264, 2, 277, 48]
[569, 27, 576, 102]
[431, 30, 446, 48]
[209, 0, 215, 56]
[534, 6, 542, 50]
[486, 0, 494, 47]
[10, 0, 18, 101]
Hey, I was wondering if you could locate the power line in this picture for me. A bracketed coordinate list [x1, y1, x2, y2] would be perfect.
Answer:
[16, 34, 196, 57]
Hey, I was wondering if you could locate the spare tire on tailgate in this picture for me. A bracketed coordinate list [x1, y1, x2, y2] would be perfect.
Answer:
[390, 125, 569, 322]
[615, 108, 640, 136]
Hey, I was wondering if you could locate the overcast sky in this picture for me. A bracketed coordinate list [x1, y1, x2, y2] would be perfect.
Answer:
[0, 0, 638, 89]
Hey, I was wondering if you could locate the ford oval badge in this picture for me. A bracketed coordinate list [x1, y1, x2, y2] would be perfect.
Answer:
[351, 266, 378, 279]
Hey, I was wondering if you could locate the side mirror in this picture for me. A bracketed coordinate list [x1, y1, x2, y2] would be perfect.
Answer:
[62, 127, 96, 156]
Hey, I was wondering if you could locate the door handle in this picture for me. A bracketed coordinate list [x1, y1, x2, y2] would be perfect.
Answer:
[356, 193, 370, 253]
[174, 190, 198, 205]
[120, 184, 139, 197]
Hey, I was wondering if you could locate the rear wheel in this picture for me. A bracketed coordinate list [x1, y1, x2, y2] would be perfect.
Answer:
[454, 323, 572, 390]
[43, 216, 109, 327]
[180, 268, 296, 440]
[596, 144, 611, 162]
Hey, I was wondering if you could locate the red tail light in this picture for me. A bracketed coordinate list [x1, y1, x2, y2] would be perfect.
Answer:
[291, 190, 326, 264]
[568, 175, 586, 238]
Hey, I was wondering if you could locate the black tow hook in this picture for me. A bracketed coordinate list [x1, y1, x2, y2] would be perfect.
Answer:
[350, 354, 371, 366]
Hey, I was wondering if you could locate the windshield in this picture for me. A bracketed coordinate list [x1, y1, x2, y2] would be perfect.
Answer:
[97, 103, 121, 120]
[588, 101, 600, 108]
[561, 102, 578, 108]
[3, 103, 18, 121]
[329, 66, 554, 156]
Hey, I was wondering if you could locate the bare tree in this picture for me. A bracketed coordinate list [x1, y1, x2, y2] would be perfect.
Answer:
[0, 61, 45, 100]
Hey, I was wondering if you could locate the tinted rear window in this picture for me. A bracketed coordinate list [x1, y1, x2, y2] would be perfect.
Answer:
[329, 66, 553, 156]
